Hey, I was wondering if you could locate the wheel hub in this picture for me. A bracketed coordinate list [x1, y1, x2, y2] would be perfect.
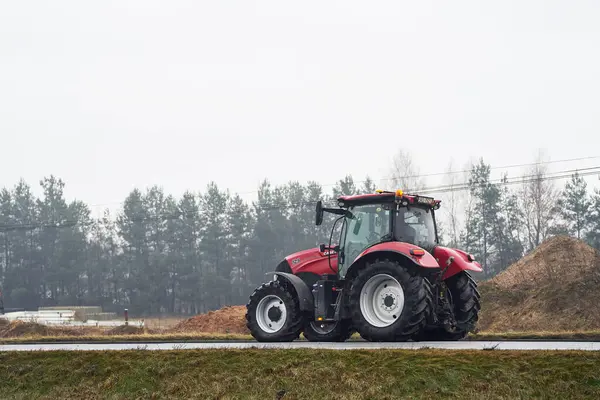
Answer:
[268, 306, 282, 322]
[383, 294, 396, 309]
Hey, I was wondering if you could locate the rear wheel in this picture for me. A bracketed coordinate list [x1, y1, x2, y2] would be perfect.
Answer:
[349, 259, 431, 342]
[302, 319, 353, 342]
[246, 280, 304, 342]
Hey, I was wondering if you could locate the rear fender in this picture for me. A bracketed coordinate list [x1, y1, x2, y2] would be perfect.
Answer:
[354, 242, 440, 268]
[345, 242, 441, 280]
[270, 272, 314, 312]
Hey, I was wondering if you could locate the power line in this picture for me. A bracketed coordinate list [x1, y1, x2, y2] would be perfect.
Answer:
[0, 165, 597, 232]
[87, 154, 600, 207]
[415, 165, 600, 194]
[380, 155, 600, 184]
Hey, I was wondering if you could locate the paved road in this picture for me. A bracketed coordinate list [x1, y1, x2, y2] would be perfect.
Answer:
[0, 341, 599, 351]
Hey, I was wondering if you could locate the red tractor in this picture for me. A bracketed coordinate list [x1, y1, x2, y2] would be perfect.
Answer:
[245, 190, 482, 342]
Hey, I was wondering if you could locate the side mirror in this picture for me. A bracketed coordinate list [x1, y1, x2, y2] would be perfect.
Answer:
[315, 200, 324, 226]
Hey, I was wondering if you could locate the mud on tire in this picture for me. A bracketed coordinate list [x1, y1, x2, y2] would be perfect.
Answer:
[245, 280, 304, 342]
[349, 258, 432, 342]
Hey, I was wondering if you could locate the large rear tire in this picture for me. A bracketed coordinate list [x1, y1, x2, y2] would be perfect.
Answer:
[348, 259, 431, 342]
[245, 280, 304, 342]
[302, 319, 353, 342]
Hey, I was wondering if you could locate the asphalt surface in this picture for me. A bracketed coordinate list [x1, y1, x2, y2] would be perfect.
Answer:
[0, 341, 599, 351]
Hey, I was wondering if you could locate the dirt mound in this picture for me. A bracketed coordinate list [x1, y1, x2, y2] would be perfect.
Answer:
[106, 325, 146, 335]
[0, 320, 89, 338]
[172, 306, 248, 335]
[479, 235, 600, 332]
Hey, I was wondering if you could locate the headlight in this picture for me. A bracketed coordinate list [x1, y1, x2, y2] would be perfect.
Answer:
[273, 274, 278, 281]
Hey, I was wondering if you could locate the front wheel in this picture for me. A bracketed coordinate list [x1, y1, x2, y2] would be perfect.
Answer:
[443, 271, 481, 339]
[415, 271, 481, 341]
[245, 280, 304, 342]
[349, 259, 431, 342]
[302, 319, 353, 342]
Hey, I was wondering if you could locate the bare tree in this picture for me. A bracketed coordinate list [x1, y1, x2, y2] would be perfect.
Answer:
[520, 150, 557, 251]
[388, 149, 425, 192]
[441, 159, 466, 247]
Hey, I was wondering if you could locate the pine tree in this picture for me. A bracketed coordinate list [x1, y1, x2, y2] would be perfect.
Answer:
[175, 192, 202, 313]
[361, 176, 376, 194]
[461, 160, 501, 277]
[226, 193, 253, 304]
[585, 189, 600, 250]
[3, 180, 40, 309]
[117, 188, 150, 314]
[199, 182, 230, 310]
[557, 172, 591, 239]
[332, 175, 359, 198]
[36, 176, 71, 306]
[494, 175, 524, 271]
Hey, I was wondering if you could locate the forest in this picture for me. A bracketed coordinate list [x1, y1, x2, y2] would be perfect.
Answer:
[1, 155, 599, 316]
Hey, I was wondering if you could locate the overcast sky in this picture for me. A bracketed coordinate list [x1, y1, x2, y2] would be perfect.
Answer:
[1, 0, 599, 216]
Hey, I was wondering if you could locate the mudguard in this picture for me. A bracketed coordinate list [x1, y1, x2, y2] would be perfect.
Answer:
[345, 242, 440, 279]
[270, 272, 314, 312]
[354, 242, 440, 268]
[433, 246, 483, 279]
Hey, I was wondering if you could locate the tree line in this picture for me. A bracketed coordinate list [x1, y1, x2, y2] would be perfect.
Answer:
[1, 156, 598, 315]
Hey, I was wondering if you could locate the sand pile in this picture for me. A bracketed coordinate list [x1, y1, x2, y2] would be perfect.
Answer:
[479, 235, 600, 332]
[172, 306, 248, 335]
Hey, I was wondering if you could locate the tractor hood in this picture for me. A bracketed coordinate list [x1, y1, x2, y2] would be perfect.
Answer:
[284, 247, 339, 275]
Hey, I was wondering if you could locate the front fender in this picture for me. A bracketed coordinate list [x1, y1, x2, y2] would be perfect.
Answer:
[433, 246, 483, 280]
[270, 272, 314, 312]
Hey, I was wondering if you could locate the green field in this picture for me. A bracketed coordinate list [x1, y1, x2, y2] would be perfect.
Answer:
[0, 349, 599, 399]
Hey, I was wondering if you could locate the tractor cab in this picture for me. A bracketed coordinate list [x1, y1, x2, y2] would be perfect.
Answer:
[316, 189, 441, 278]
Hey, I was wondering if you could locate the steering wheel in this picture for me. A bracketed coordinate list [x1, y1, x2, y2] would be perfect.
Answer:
[367, 231, 380, 243]
[345, 241, 363, 263]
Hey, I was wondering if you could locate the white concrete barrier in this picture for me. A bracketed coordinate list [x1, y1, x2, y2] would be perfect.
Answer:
[1, 311, 144, 328]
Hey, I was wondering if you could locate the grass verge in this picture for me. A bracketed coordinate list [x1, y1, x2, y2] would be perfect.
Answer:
[3, 330, 600, 344]
[0, 349, 599, 399]
[469, 330, 600, 341]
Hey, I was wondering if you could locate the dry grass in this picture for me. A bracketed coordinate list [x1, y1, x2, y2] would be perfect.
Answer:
[470, 330, 600, 341]
[142, 316, 186, 331]
[0, 349, 599, 399]
[0, 331, 253, 343]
